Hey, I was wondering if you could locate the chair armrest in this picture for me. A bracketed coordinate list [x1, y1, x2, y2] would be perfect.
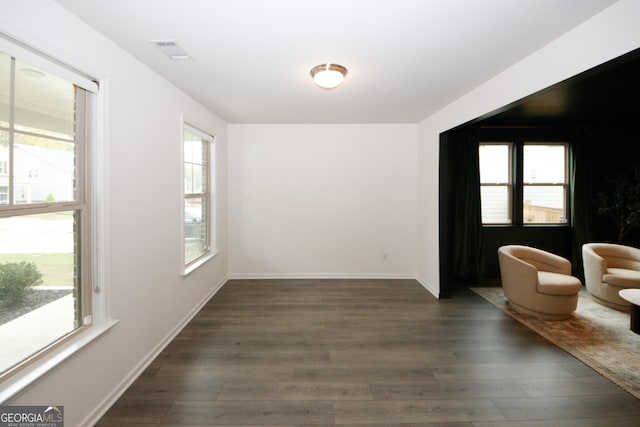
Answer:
[583, 244, 607, 288]
[498, 248, 539, 296]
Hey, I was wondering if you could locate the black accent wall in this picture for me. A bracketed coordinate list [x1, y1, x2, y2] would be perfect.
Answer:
[439, 48, 640, 296]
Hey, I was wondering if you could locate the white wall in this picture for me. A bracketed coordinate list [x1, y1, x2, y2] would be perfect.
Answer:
[228, 124, 417, 279]
[416, 0, 640, 296]
[0, 1, 228, 425]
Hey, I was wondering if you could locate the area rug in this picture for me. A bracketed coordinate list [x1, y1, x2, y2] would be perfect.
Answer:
[472, 287, 640, 400]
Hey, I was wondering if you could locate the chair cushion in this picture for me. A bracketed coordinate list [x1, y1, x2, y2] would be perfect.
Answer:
[537, 271, 582, 296]
[604, 268, 640, 288]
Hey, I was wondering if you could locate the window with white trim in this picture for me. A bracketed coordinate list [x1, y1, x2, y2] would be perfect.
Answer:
[183, 124, 214, 267]
[0, 50, 94, 377]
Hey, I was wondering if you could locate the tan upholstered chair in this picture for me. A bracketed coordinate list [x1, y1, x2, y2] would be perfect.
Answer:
[498, 245, 582, 320]
[582, 243, 640, 312]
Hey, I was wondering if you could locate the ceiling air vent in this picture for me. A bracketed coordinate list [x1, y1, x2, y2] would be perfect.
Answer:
[150, 39, 192, 60]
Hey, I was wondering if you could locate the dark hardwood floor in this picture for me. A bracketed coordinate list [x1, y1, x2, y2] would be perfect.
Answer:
[96, 279, 640, 426]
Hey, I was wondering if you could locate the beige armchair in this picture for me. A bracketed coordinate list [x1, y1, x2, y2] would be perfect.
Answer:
[498, 245, 582, 320]
[582, 243, 640, 311]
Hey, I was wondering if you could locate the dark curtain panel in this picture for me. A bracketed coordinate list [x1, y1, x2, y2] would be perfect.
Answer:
[570, 126, 594, 279]
[451, 130, 485, 280]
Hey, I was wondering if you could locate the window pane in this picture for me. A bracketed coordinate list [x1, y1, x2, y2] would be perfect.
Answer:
[14, 59, 75, 140]
[0, 49, 92, 380]
[0, 53, 9, 128]
[190, 163, 204, 194]
[184, 134, 207, 195]
[13, 133, 75, 204]
[479, 144, 510, 183]
[523, 186, 567, 223]
[184, 125, 212, 267]
[523, 144, 565, 183]
[480, 186, 510, 224]
[0, 211, 81, 375]
[1, 55, 9, 206]
[184, 198, 208, 264]
[184, 162, 193, 194]
[1, 130, 7, 205]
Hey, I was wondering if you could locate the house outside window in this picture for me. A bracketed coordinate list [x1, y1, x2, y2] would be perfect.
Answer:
[479, 141, 569, 226]
[183, 124, 214, 267]
[479, 143, 512, 224]
[522, 143, 569, 224]
[0, 50, 93, 377]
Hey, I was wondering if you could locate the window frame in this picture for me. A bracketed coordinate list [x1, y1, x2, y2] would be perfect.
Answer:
[182, 122, 216, 273]
[0, 52, 93, 377]
[522, 142, 570, 225]
[479, 139, 570, 227]
[0, 38, 111, 397]
[479, 142, 513, 225]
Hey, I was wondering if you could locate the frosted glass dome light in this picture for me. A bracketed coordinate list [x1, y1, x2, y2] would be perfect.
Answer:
[310, 63, 347, 90]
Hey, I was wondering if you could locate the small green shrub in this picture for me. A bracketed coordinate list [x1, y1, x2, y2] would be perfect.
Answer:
[0, 261, 43, 305]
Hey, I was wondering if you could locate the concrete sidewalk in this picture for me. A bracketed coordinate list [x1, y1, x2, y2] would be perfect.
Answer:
[0, 295, 75, 373]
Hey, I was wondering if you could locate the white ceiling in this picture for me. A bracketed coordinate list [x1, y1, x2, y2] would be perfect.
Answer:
[55, 0, 617, 124]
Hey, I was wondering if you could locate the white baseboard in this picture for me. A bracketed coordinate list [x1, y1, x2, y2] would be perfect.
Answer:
[228, 272, 417, 280]
[82, 275, 229, 426]
[415, 274, 439, 299]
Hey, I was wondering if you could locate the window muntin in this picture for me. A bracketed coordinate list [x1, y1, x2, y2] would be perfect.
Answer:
[183, 125, 213, 266]
[523, 143, 568, 224]
[479, 143, 512, 224]
[0, 51, 92, 378]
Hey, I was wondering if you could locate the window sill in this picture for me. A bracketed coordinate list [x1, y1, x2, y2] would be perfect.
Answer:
[0, 318, 119, 404]
[183, 250, 219, 277]
[522, 223, 571, 227]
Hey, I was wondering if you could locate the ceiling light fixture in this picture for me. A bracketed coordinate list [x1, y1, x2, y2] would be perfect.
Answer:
[310, 63, 347, 90]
